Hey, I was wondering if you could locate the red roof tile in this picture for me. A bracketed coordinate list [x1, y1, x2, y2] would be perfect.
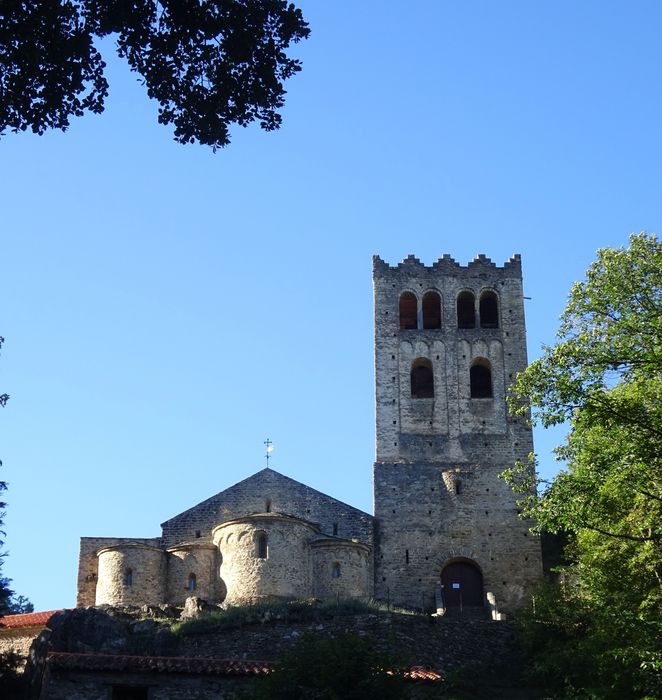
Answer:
[47, 653, 271, 676]
[405, 665, 443, 682]
[0, 610, 62, 629]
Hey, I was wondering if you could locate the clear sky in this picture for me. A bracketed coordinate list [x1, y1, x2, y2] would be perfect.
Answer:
[2, 1, 661, 611]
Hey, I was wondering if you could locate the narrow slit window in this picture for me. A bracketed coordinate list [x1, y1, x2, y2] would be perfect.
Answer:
[187, 573, 197, 591]
[422, 291, 441, 329]
[457, 291, 476, 328]
[124, 568, 133, 587]
[332, 523, 338, 536]
[479, 291, 499, 328]
[411, 358, 434, 398]
[265, 498, 271, 513]
[470, 360, 493, 398]
[256, 532, 268, 559]
[399, 292, 418, 330]
[331, 562, 341, 578]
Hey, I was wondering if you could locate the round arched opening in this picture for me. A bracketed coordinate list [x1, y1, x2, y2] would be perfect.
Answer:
[440, 560, 483, 608]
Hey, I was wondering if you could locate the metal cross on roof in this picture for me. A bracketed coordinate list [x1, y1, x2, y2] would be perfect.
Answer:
[264, 438, 273, 467]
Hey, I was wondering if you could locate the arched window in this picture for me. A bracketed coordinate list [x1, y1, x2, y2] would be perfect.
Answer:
[411, 358, 434, 398]
[265, 498, 271, 513]
[399, 292, 418, 330]
[331, 562, 341, 578]
[124, 568, 133, 587]
[457, 291, 476, 328]
[187, 573, 197, 592]
[256, 532, 268, 559]
[470, 359, 493, 398]
[479, 291, 499, 328]
[422, 291, 441, 329]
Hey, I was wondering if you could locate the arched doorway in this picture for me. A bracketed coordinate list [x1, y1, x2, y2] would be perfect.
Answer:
[441, 560, 483, 610]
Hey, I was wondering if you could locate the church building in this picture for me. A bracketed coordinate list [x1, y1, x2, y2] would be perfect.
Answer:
[77, 253, 542, 616]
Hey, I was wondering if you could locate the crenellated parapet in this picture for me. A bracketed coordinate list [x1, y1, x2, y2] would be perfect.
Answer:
[373, 253, 522, 278]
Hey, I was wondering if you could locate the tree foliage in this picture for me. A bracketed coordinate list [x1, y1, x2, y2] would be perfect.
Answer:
[0, 337, 33, 617]
[503, 232, 662, 697]
[248, 631, 408, 700]
[0, 0, 310, 150]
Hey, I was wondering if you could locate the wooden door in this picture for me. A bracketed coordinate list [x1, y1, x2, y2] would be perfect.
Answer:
[441, 561, 483, 607]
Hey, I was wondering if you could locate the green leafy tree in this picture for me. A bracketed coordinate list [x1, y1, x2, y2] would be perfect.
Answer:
[503, 232, 662, 697]
[248, 631, 408, 700]
[0, 337, 32, 616]
[0, 0, 310, 150]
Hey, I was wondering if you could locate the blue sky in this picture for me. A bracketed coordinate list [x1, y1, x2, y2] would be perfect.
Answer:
[2, 1, 661, 610]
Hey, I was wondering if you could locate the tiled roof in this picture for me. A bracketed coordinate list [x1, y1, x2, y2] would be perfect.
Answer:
[404, 665, 443, 682]
[0, 610, 62, 629]
[47, 653, 271, 676]
[46, 652, 443, 683]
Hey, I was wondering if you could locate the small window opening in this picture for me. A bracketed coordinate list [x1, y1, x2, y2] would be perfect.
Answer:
[195, 530, 201, 539]
[112, 685, 148, 700]
[470, 359, 493, 398]
[256, 532, 268, 559]
[455, 480, 462, 495]
[480, 291, 499, 328]
[422, 291, 441, 329]
[187, 573, 197, 591]
[331, 562, 341, 578]
[457, 291, 476, 328]
[265, 498, 271, 513]
[405, 549, 410, 565]
[411, 358, 434, 398]
[399, 292, 418, 330]
[124, 568, 133, 587]
[332, 523, 338, 536]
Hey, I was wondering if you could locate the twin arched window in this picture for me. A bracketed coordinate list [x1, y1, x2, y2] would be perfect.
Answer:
[399, 291, 441, 330]
[410, 357, 492, 399]
[457, 290, 499, 329]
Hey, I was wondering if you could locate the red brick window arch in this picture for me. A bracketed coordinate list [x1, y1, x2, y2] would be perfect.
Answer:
[479, 291, 499, 328]
[399, 292, 418, 330]
[457, 291, 476, 328]
[422, 291, 441, 329]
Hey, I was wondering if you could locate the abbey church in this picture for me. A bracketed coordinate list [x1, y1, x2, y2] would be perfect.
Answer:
[77, 253, 542, 616]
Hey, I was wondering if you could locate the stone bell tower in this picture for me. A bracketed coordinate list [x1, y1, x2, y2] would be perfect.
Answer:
[372, 253, 542, 615]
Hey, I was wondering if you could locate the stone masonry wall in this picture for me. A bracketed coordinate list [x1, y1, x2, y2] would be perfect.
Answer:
[166, 544, 219, 606]
[311, 540, 371, 599]
[77, 537, 161, 607]
[95, 544, 165, 606]
[372, 254, 542, 612]
[212, 515, 315, 606]
[40, 672, 247, 700]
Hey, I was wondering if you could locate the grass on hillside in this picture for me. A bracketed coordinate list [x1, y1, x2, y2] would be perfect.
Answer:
[171, 597, 422, 636]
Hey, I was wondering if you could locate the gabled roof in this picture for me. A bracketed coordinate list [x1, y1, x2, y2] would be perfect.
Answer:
[161, 467, 373, 528]
[0, 610, 63, 629]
